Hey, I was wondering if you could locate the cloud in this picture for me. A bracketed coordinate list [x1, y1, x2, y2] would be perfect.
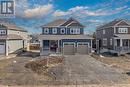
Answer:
[24, 4, 53, 18]
[53, 5, 128, 17]
[53, 6, 88, 17]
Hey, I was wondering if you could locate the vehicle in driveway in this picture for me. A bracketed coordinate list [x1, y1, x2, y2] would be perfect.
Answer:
[39, 18, 93, 55]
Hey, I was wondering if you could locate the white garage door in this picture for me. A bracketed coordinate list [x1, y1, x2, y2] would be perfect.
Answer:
[0, 43, 5, 54]
[63, 43, 75, 55]
[77, 43, 89, 54]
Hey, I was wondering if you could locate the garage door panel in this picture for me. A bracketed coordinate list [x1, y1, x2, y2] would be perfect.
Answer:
[0, 44, 5, 54]
[77, 43, 89, 54]
[63, 43, 75, 55]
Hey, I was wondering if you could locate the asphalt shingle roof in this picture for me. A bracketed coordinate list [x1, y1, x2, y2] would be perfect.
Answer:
[0, 22, 27, 32]
[41, 19, 66, 27]
[97, 19, 130, 30]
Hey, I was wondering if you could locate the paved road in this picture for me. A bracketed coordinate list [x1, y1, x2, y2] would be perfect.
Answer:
[50, 55, 129, 85]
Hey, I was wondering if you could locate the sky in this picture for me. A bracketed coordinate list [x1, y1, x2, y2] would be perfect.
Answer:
[2, 0, 130, 34]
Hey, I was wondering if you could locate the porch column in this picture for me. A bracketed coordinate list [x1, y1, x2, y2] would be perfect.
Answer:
[40, 40, 43, 55]
[6, 40, 9, 56]
[91, 39, 92, 53]
[57, 40, 60, 52]
[120, 39, 122, 47]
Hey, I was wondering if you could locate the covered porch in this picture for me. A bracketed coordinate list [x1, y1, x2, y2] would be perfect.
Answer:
[113, 34, 130, 54]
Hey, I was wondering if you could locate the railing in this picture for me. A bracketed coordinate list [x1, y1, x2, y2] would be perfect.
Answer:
[114, 46, 130, 53]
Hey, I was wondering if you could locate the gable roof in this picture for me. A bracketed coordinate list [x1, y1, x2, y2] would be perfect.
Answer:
[0, 22, 27, 32]
[41, 18, 84, 28]
[97, 19, 130, 30]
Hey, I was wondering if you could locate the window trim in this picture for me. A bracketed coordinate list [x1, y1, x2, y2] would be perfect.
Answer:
[118, 28, 128, 33]
[0, 30, 6, 35]
[52, 28, 57, 34]
[70, 28, 80, 34]
[44, 28, 49, 34]
[60, 28, 65, 34]
[103, 30, 105, 34]
[103, 38, 107, 46]
[110, 39, 112, 45]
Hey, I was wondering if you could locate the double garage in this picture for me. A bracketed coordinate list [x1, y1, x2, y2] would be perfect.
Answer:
[63, 42, 90, 55]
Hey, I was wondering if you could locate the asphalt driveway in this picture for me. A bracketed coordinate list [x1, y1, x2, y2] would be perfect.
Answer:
[50, 55, 130, 85]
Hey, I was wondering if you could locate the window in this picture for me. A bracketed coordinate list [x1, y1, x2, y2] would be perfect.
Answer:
[110, 39, 112, 45]
[61, 28, 65, 34]
[103, 38, 107, 46]
[52, 28, 57, 34]
[70, 28, 80, 34]
[0, 30, 6, 35]
[118, 28, 128, 33]
[103, 30, 105, 34]
[44, 28, 49, 34]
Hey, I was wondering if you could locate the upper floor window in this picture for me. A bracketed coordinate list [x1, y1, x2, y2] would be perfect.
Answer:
[70, 28, 80, 34]
[52, 28, 57, 34]
[60, 28, 65, 34]
[0, 30, 6, 35]
[118, 28, 128, 33]
[44, 28, 49, 34]
[103, 30, 105, 34]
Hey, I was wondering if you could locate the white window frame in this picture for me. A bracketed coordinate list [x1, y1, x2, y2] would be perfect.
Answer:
[118, 28, 128, 33]
[77, 42, 89, 47]
[60, 28, 65, 34]
[44, 28, 49, 34]
[63, 42, 75, 47]
[110, 39, 112, 45]
[52, 28, 57, 34]
[70, 28, 80, 34]
[103, 30, 105, 34]
[0, 30, 6, 35]
[103, 38, 107, 46]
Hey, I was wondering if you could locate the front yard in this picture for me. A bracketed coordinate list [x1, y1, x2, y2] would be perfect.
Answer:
[0, 52, 130, 86]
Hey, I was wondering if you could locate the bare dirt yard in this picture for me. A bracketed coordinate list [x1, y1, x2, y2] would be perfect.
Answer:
[91, 53, 130, 72]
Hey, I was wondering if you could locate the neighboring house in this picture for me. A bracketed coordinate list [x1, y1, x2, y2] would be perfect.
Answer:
[39, 18, 93, 55]
[96, 19, 130, 55]
[0, 22, 28, 56]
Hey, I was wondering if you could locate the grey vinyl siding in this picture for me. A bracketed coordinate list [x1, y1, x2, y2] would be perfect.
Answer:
[96, 27, 114, 49]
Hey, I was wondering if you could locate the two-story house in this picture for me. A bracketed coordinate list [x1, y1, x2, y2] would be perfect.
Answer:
[39, 18, 93, 55]
[96, 19, 130, 55]
[0, 22, 28, 56]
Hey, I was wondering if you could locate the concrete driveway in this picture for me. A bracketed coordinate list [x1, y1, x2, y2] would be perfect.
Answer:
[50, 55, 129, 85]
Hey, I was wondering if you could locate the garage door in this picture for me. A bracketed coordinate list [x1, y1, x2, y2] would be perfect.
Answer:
[63, 43, 75, 55]
[77, 43, 89, 54]
[0, 43, 5, 54]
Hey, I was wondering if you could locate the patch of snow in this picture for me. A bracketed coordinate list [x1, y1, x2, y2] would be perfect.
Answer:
[100, 55, 104, 58]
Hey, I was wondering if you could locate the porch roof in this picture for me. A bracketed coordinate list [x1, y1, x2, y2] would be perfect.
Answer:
[114, 34, 130, 39]
[38, 35, 93, 40]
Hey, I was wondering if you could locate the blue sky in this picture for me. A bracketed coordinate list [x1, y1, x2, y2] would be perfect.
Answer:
[5, 0, 130, 34]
